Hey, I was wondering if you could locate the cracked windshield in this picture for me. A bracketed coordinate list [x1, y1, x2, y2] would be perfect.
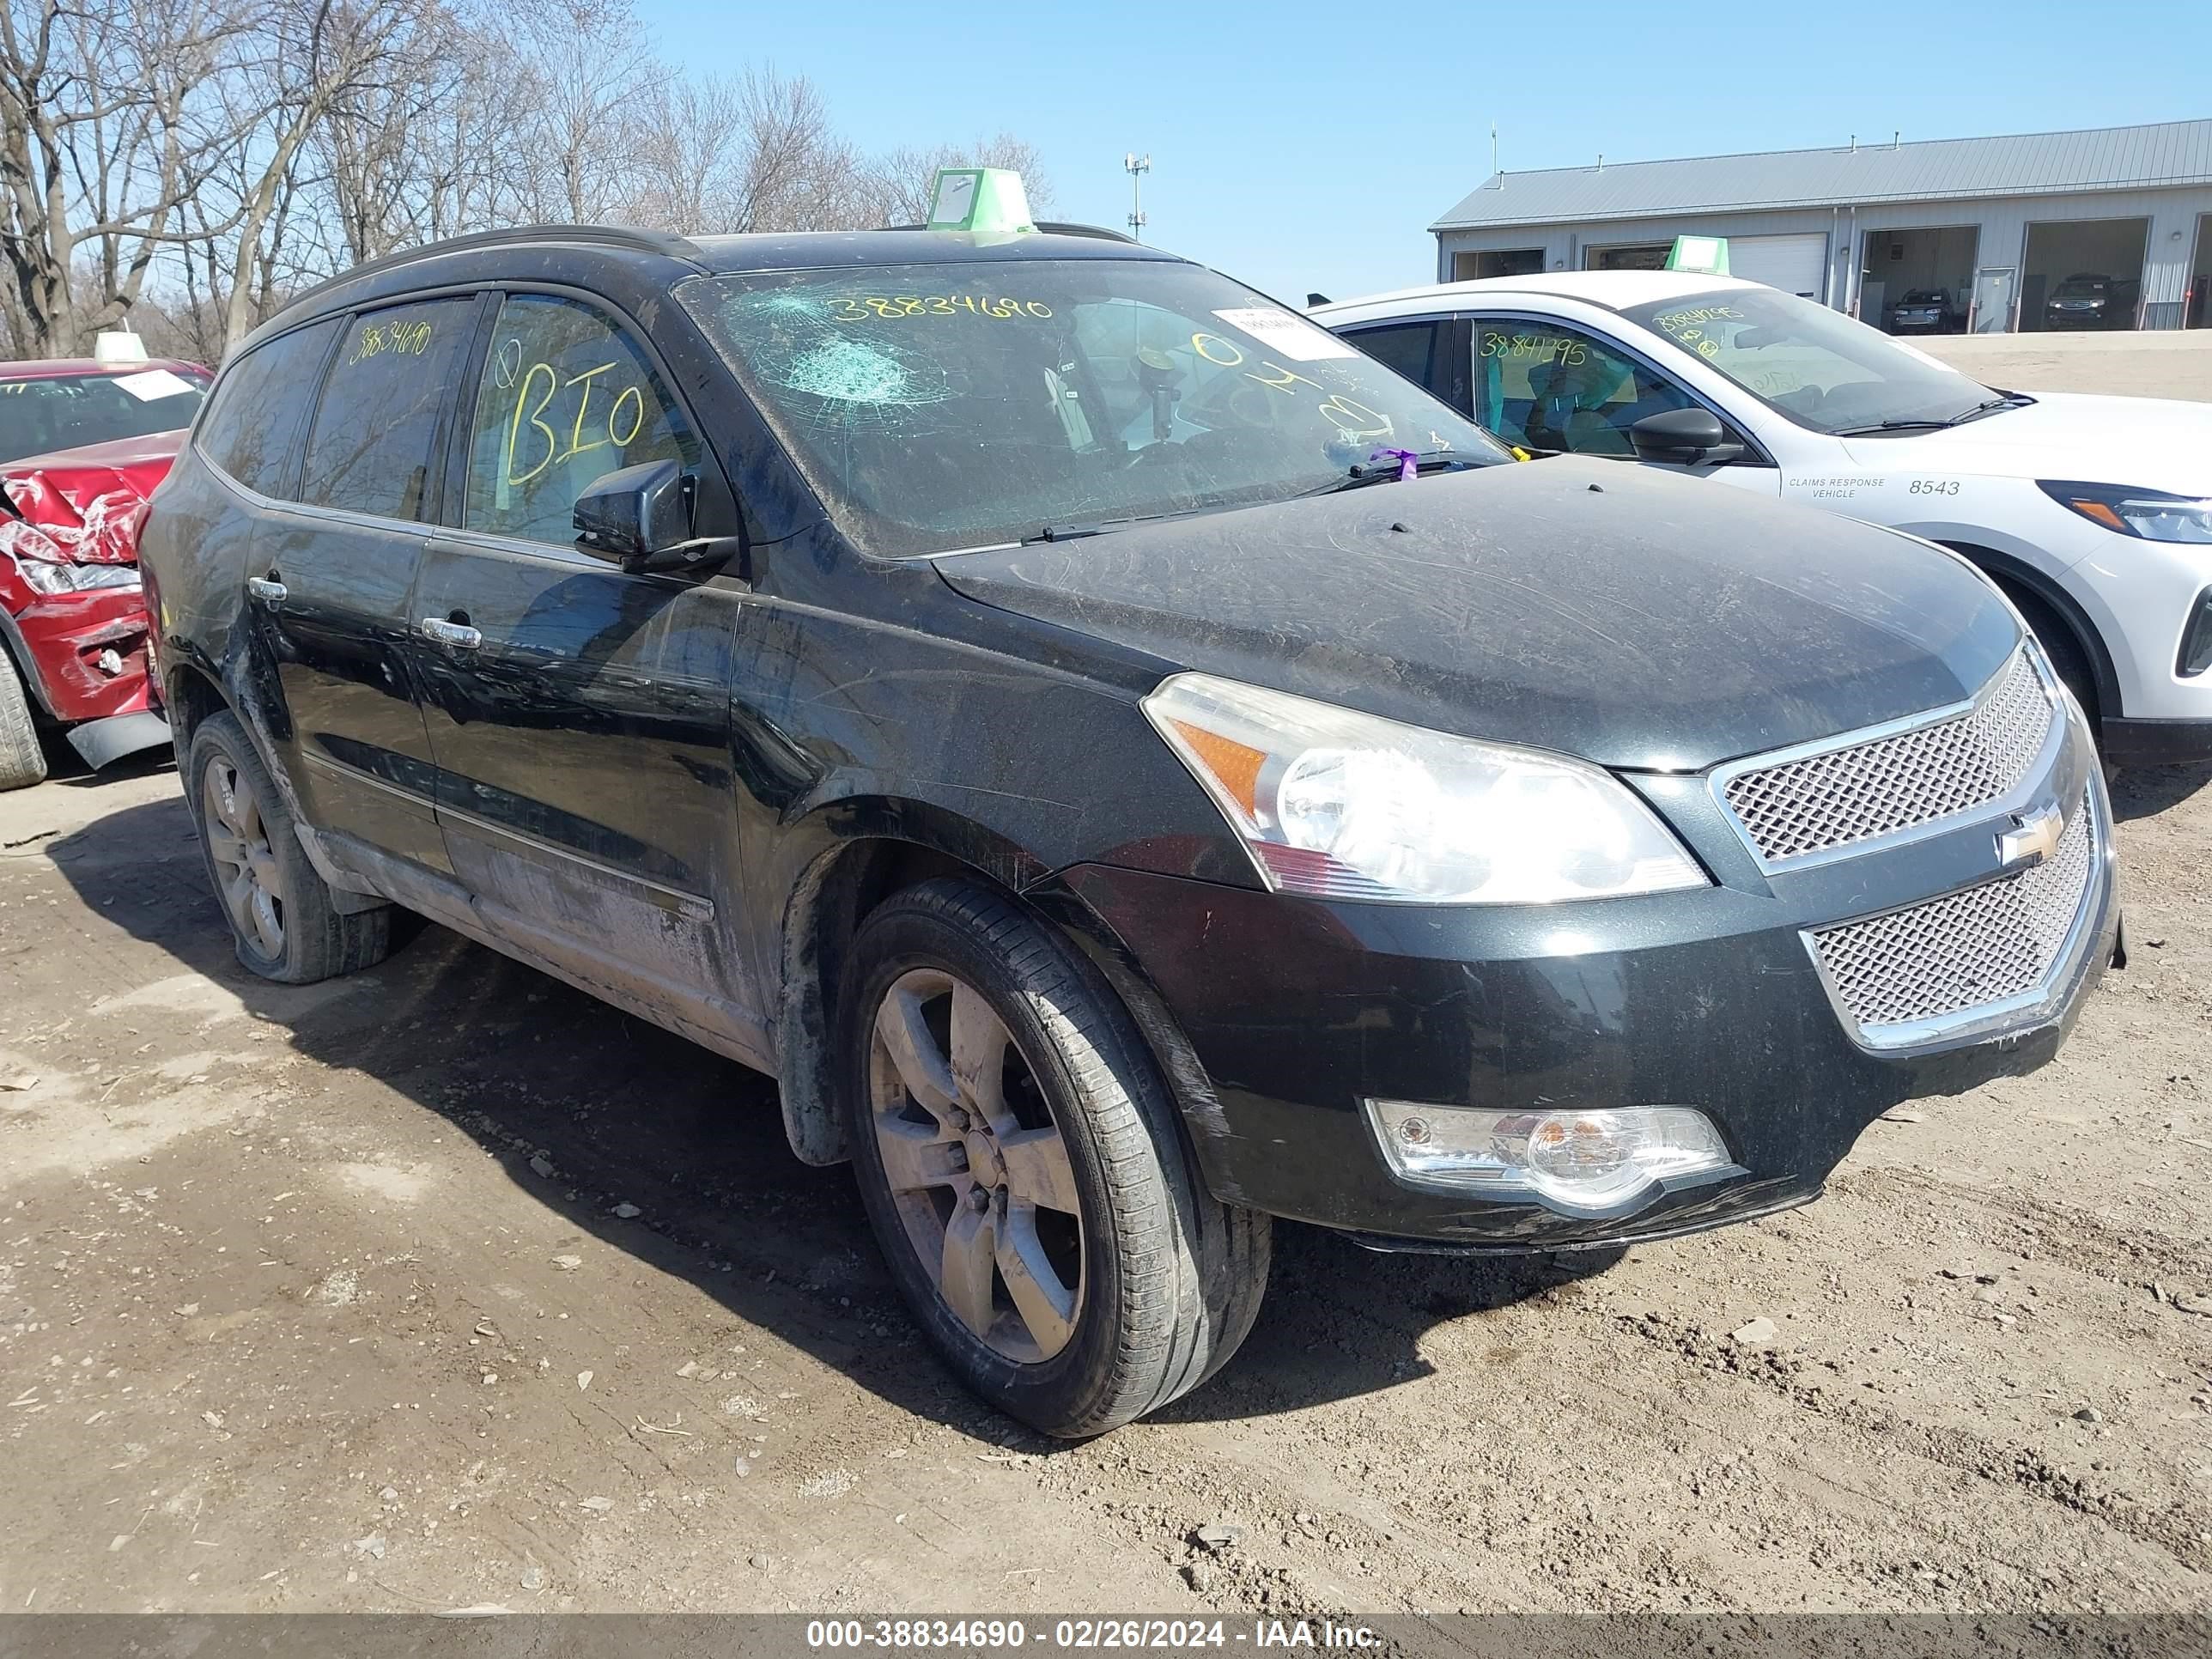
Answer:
[683, 259, 1506, 556]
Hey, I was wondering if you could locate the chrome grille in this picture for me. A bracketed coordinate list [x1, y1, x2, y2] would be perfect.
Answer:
[1721, 650, 2055, 864]
[1809, 791, 2094, 1037]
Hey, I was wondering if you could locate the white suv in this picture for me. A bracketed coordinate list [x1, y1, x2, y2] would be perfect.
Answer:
[1316, 272, 2212, 765]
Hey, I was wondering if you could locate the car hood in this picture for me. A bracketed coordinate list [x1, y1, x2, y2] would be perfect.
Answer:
[934, 457, 2019, 772]
[1843, 392, 2212, 496]
[0, 428, 183, 566]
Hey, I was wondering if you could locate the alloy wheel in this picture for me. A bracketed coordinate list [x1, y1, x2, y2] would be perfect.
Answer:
[866, 967, 1085, 1362]
[202, 757, 285, 958]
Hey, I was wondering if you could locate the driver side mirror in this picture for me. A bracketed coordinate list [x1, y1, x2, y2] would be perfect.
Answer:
[573, 460, 736, 574]
[1629, 407, 1745, 467]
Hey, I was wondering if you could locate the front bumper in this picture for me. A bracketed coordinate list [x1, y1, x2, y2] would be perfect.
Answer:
[1, 586, 155, 726]
[1061, 710, 2117, 1253]
[2102, 715, 2212, 767]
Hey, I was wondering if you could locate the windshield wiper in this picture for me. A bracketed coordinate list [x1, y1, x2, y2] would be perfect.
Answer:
[1024, 522, 1111, 544]
[1299, 449, 1493, 496]
[1951, 391, 2035, 424]
[1833, 392, 2036, 437]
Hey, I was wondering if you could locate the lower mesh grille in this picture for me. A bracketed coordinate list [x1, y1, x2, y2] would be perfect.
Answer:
[1809, 792, 2094, 1037]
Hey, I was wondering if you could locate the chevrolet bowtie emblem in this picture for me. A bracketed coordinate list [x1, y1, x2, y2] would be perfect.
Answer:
[1996, 804, 2064, 872]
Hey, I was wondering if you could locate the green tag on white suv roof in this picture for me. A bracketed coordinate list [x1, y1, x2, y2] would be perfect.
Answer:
[926, 167, 1036, 235]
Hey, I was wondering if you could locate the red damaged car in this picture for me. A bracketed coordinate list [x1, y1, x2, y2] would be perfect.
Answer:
[0, 355, 209, 788]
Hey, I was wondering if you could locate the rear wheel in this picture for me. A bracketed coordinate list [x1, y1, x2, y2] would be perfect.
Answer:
[0, 653, 46, 791]
[185, 712, 392, 983]
[841, 877, 1269, 1437]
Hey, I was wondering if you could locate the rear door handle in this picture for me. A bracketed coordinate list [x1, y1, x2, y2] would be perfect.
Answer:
[419, 617, 483, 649]
[246, 576, 287, 603]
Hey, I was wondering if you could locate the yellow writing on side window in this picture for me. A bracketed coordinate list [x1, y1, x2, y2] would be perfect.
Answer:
[345, 318, 434, 367]
[1480, 331, 1588, 367]
[504, 360, 649, 488]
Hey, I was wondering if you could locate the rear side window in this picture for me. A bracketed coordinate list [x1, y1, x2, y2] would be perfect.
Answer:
[1346, 321, 1439, 392]
[196, 320, 337, 496]
[461, 295, 701, 547]
[301, 299, 474, 521]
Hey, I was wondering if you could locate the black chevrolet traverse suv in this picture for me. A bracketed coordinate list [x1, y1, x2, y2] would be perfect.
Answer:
[138, 222, 2118, 1435]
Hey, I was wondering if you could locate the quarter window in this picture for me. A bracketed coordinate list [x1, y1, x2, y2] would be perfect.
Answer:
[462, 296, 700, 547]
[1473, 319, 1696, 458]
[196, 319, 337, 497]
[301, 299, 474, 520]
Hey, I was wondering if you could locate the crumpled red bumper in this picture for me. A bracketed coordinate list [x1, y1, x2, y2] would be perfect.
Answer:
[0, 446, 167, 726]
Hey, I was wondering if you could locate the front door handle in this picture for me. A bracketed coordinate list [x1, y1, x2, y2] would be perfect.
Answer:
[246, 575, 287, 603]
[419, 617, 483, 649]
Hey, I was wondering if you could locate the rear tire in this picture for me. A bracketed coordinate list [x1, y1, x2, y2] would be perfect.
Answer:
[185, 711, 391, 983]
[840, 877, 1269, 1437]
[0, 653, 46, 791]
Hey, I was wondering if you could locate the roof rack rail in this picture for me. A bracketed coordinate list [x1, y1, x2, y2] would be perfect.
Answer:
[286, 223, 709, 311]
[1034, 222, 1139, 244]
[879, 220, 1140, 245]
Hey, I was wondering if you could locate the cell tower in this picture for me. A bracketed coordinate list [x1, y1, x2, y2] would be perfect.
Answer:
[1125, 153, 1151, 241]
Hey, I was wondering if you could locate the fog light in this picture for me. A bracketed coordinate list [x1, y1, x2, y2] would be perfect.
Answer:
[1364, 1100, 1741, 1215]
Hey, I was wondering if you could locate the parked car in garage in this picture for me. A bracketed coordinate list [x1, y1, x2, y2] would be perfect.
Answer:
[0, 353, 209, 787]
[2043, 271, 2139, 331]
[1318, 270, 2212, 764]
[141, 217, 2116, 1436]
[1886, 287, 1960, 334]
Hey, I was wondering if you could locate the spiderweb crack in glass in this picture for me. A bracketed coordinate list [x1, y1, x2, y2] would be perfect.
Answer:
[1810, 790, 2094, 1033]
[1721, 650, 2052, 864]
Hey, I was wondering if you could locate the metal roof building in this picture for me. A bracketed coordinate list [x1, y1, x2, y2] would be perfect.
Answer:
[1429, 119, 2212, 334]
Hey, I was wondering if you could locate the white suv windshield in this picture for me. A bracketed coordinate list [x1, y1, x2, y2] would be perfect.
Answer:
[682, 258, 1507, 557]
[1621, 288, 2000, 436]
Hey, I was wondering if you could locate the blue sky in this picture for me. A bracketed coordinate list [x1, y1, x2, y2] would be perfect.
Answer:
[634, 1, 2209, 305]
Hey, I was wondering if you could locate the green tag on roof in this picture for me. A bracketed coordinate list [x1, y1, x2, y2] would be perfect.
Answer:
[1665, 234, 1730, 276]
[927, 167, 1036, 235]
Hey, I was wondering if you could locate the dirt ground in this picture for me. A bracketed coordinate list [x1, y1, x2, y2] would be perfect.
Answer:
[3, 344, 2210, 1617]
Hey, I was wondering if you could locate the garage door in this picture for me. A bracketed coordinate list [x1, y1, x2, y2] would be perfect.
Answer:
[1728, 234, 1826, 299]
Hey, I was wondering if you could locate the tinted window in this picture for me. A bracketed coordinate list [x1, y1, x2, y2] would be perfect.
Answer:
[462, 296, 701, 546]
[0, 368, 209, 467]
[196, 321, 337, 496]
[1346, 322, 1439, 391]
[1474, 320, 1696, 458]
[301, 299, 473, 520]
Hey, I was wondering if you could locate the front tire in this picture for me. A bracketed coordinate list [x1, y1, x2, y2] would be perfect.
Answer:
[840, 877, 1269, 1437]
[185, 712, 392, 983]
[0, 652, 46, 791]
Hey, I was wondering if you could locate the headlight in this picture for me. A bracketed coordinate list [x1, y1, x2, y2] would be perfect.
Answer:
[9, 556, 143, 596]
[2039, 480, 2212, 544]
[1142, 673, 1709, 904]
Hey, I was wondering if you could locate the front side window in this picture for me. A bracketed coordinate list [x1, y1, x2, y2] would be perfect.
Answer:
[1622, 286, 1996, 435]
[301, 298, 474, 521]
[196, 319, 337, 497]
[1472, 319, 1694, 458]
[679, 259, 1507, 558]
[462, 296, 702, 546]
[0, 367, 209, 467]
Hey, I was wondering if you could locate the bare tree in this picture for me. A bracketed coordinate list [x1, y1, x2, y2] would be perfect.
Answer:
[503, 0, 652, 224]
[3, 0, 1062, 355]
[630, 66, 867, 235]
[0, 0, 241, 354]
